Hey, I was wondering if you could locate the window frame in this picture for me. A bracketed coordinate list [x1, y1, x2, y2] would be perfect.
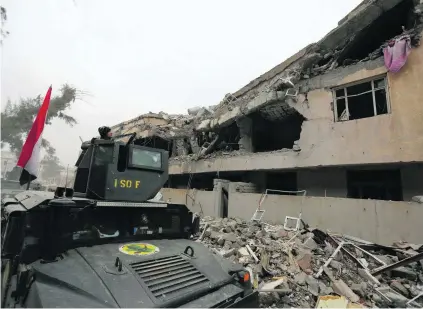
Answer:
[92, 145, 115, 166]
[332, 75, 391, 122]
[128, 145, 164, 172]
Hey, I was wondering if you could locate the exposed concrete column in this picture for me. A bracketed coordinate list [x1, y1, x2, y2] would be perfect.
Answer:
[189, 136, 200, 154]
[171, 141, 178, 158]
[175, 139, 188, 156]
[213, 181, 224, 218]
[236, 116, 254, 152]
[213, 179, 230, 191]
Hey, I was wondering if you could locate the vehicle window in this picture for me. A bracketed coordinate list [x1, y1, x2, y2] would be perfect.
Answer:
[93, 146, 114, 166]
[131, 148, 161, 168]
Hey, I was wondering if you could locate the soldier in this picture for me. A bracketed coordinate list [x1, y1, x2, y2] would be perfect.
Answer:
[98, 126, 113, 140]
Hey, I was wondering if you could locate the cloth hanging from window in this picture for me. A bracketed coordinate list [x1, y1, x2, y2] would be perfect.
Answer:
[383, 35, 411, 73]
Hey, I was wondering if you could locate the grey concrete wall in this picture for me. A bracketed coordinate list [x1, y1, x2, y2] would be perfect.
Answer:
[228, 182, 260, 193]
[228, 193, 423, 246]
[160, 188, 217, 217]
[401, 164, 423, 201]
[297, 168, 347, 197]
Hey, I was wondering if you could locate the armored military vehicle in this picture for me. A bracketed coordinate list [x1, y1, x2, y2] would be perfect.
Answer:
[1, 134, 258, 308]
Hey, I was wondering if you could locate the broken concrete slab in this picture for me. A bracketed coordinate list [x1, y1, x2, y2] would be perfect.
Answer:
[220, 232, 238, 243]
[306, 275, 320, 296]
[391, 266, 418, 281]
[390, 281, 410, 298]
[198, 215, 423, 308]
[237, 247, 250, 257]
[350, 283, 366, 298]
[221, 248, 236, 258]
[358, 268, 380, 285]
[384, 289, 410, 307]
[297, 252, 313, 273]
[294, 272, 307, 286]
[332, 279, 360, 303]
[323, 266, 359, 303]
[303, 237, 318, 250]
[261, 278, 286, 290]
[330, 260, 343, 271]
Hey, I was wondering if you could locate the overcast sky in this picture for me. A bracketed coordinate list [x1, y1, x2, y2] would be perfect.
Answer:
[1, 0, 362, 166]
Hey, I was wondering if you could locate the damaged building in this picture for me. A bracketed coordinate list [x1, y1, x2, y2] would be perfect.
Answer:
[111, 0, 423, 246]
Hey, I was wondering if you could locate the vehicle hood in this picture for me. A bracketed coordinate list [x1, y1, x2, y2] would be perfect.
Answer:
[29, 239, 244, 308]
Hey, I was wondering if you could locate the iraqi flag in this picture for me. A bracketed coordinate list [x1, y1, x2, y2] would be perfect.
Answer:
[17, 86, 52, 186]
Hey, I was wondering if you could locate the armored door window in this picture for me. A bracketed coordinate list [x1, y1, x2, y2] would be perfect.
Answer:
[131, 148, 162, 169]
[93, 145, 114, 166]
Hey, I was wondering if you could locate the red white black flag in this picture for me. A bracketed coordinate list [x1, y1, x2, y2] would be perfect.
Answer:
[17, 86, 52, 186]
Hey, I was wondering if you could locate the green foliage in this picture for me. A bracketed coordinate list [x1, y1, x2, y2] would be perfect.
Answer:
[1, 84, 80, 156]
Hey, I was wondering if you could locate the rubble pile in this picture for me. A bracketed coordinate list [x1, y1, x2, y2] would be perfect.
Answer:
[111, 111, 209, 140]
[195, 216, 423, 308]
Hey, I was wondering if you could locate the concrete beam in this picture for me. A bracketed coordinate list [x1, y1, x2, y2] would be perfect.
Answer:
[168, 146, 423, 175]
[231, 45, 313, 99]
[318, 0, 405, 51]
[236, 117, 254, 152]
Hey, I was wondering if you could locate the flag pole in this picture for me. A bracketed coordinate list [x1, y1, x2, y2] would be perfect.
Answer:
[64, 164, 69, 188]
[26, 173, 31, 190]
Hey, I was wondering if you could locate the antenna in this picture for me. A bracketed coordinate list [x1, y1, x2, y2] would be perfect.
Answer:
[63, 164, 69, 197]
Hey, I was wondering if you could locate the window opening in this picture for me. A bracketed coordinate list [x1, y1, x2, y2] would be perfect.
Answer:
[333, 77, 389, 122]
[117, 145, 127, 172]
[93, 146, 114, 166]
[347, 169, 403, 201]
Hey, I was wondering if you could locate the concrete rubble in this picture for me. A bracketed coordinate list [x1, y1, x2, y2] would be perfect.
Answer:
[194, 216, 423, 308]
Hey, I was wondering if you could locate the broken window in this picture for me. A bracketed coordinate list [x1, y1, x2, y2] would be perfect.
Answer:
[347, 169, 403, 201]
[333, 77, 390, 122]
[266, 172, 298, 195]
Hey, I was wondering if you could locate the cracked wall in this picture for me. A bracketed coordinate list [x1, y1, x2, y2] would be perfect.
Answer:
[228, 192, 423, 245]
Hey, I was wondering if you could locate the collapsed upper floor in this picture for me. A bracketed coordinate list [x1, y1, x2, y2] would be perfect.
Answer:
[110, 0, 423, 175]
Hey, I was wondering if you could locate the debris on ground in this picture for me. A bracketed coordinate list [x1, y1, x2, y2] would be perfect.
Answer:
[194, 216, 423, 308]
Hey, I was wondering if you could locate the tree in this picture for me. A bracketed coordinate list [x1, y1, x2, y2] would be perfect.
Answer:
[40, 155, 65, 182]
[1, 6, 9, 44]
[1, 84, 82, 156]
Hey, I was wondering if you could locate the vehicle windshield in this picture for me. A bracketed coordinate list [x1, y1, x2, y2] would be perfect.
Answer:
[44, 205, 189, 248]
[131, 148, 162, 169]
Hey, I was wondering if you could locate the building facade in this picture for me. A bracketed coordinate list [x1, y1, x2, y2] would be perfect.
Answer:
[1, 150, 17, 178]
[111, 0, 423, 245]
